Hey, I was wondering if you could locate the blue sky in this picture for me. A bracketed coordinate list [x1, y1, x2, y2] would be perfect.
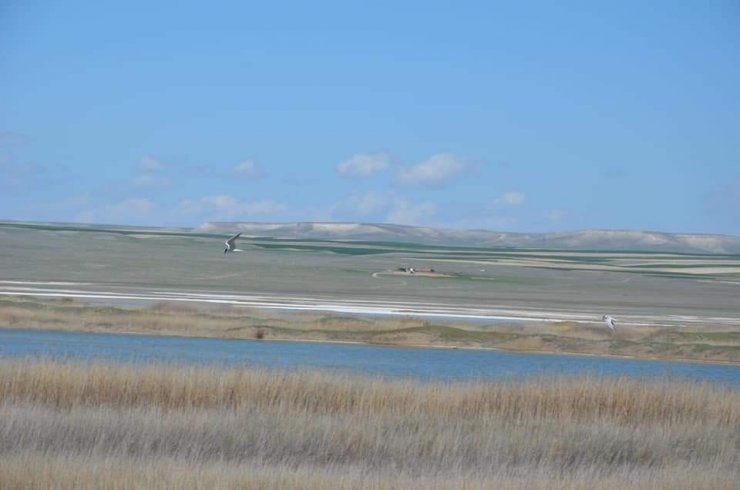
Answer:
[1, 0, 738, 234]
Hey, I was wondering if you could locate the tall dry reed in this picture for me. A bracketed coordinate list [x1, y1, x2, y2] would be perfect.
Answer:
[0, 358, 738, 488]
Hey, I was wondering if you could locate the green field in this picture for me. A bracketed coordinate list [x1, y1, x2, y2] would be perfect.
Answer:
[1, 221, 739, 318]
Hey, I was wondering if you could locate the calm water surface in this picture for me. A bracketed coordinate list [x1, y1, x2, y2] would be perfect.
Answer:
[1, 327, 739, 386]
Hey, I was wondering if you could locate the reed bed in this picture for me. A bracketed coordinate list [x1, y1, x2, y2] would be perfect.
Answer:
[0, 358, 738, 488]
[1, 451, 736, 490]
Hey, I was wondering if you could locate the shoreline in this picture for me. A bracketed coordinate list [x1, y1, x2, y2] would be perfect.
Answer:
[1, 284, 739, 366]
[3, 281, 740, 329]
[2, 322, 739, 367]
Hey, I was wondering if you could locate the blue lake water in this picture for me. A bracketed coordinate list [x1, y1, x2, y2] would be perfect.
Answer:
[1, 327, 739, 386]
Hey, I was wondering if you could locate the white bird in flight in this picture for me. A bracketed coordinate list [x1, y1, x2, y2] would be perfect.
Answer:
[224, 232, 242, 253]
[602, 315, 616, 334]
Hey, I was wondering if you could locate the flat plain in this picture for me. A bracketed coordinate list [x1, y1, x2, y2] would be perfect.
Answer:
[1, 222, 739, 362]
[1, 222, 740, 488]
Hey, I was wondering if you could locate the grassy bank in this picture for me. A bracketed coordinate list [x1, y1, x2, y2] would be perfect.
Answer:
[0, 358, 738, 489]
[1, 296, 739, 363]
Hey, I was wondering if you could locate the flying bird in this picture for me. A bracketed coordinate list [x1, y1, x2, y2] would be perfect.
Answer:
[602, 315, 616, 334]
[224, 232, 242, 253]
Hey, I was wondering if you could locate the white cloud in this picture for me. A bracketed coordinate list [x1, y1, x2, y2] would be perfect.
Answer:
[337, 153, 391, 177]
[496, 191, 526, 206]
[346, 192, 390, 216]
[231, 160, 262, 179]
[133, 156, 168, 188]
[331, 192, 436, 225]
[397, 153, 466, 186]
[139, 155, 166, 171]
[386, 198, 435, 225]
[179, 195, 287, 219]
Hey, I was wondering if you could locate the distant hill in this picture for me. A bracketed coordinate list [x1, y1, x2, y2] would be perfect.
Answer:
[199, 222, 740, 254]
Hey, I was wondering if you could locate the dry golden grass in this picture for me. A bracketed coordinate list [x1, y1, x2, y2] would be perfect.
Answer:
[1, 452, 737, 490]
[0, 358, 738, 488]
